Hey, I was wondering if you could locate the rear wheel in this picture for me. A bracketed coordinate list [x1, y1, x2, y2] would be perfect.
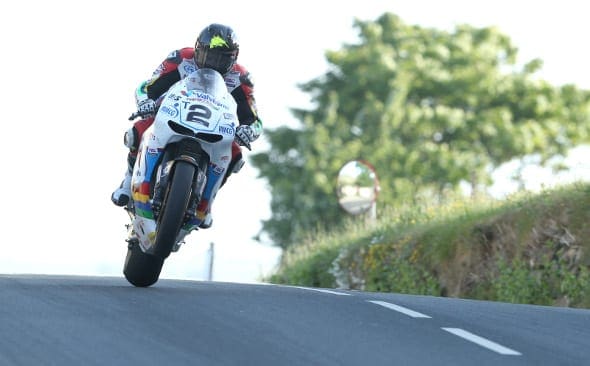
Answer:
[123, 239, 164, 287]
[123, 161, 195, 287]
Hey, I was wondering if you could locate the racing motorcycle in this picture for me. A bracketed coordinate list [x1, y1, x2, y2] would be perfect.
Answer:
[122, 68, 244, 287]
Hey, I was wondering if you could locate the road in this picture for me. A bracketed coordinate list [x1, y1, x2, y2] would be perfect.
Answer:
[1, 274, 589, 365]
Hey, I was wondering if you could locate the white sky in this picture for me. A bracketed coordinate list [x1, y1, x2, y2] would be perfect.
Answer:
[1, 0, 589, 283]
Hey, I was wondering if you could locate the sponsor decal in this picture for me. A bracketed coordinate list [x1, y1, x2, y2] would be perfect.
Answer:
[221, 155, 230, 162]
[224, 72, 240, 88]
[210, 163, 224, 176]
[153, 64, 165, 76]
[219, 124, 235, 136]
[193, 92, 229, 109]
[147, 147, 159, 155]
[223, 113, 234, 119]
[160, 103, 179, 117]
[183, 64, 196, 75]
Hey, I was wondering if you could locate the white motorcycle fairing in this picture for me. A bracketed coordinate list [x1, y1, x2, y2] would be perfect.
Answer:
[129, 69, 238, 254]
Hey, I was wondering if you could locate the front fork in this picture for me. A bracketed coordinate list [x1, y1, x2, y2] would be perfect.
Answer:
[151, 161, 170, 219]
[184, 167, 207, 222]
[151, 149, 209, 225]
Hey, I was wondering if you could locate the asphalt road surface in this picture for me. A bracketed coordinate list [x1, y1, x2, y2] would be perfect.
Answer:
[1, 274, 589, 365]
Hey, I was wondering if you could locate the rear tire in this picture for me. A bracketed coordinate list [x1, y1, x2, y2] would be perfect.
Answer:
[123, 240, 164, 287]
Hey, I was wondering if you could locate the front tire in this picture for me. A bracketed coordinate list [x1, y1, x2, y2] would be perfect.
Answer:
[153, 161, 195, 259]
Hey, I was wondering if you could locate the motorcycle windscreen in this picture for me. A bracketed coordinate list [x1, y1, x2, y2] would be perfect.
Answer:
[185, 68, 227, 98]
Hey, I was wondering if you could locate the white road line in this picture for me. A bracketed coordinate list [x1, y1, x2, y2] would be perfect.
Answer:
[368, 300, 431, 318]
[293, 287, 351, 296]
[442, 327, 522, 356]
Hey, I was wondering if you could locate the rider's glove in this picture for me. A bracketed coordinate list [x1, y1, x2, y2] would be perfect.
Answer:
[235, 125, 255, 150]
[137, 98, 157, 118]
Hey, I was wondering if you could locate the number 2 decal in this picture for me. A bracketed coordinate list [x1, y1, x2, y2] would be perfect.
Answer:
[186, 104, 212, 127]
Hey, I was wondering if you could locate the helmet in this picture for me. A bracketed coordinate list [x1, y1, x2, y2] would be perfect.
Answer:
[194, 23, 239, 76]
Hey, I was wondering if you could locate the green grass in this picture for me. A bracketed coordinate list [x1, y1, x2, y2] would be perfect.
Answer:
[267, 182, 590, 308]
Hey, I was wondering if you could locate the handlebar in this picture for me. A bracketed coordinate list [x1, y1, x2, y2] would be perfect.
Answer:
[235, 135, 252, 151]
[239, 140, 252, 151]
[129, 107, 159, 121]
[128, 111, 142, 121]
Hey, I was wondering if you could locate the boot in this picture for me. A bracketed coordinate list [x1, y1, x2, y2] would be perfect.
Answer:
[199, 211, 213, 229]
[111, 169, 132, 207]
[199, 155, 241, 227]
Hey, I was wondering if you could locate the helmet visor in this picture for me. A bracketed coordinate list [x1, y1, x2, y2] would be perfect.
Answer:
[196, 48, 238, 75]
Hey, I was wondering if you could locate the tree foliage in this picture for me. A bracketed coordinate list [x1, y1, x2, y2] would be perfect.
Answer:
[251, 13, 590, 249]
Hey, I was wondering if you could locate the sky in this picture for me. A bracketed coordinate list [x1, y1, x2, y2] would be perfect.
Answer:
[1, 0, 589, 283]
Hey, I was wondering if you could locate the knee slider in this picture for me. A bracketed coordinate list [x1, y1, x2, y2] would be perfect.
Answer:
[232, 155, 245, 173]
[123, 127, 139, 151]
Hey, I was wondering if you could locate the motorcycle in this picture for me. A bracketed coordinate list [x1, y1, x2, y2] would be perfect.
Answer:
[122, 68, 245, 287]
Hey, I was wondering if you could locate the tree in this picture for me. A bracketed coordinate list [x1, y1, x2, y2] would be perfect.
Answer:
[251, 13, 590, 249]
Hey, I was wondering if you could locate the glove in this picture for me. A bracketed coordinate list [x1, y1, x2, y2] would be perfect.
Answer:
[137, 98, 157, 118]
[235, 125, 255, 150]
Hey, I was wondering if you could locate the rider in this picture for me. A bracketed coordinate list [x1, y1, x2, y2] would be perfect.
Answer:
[111, 23, 262, 229]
